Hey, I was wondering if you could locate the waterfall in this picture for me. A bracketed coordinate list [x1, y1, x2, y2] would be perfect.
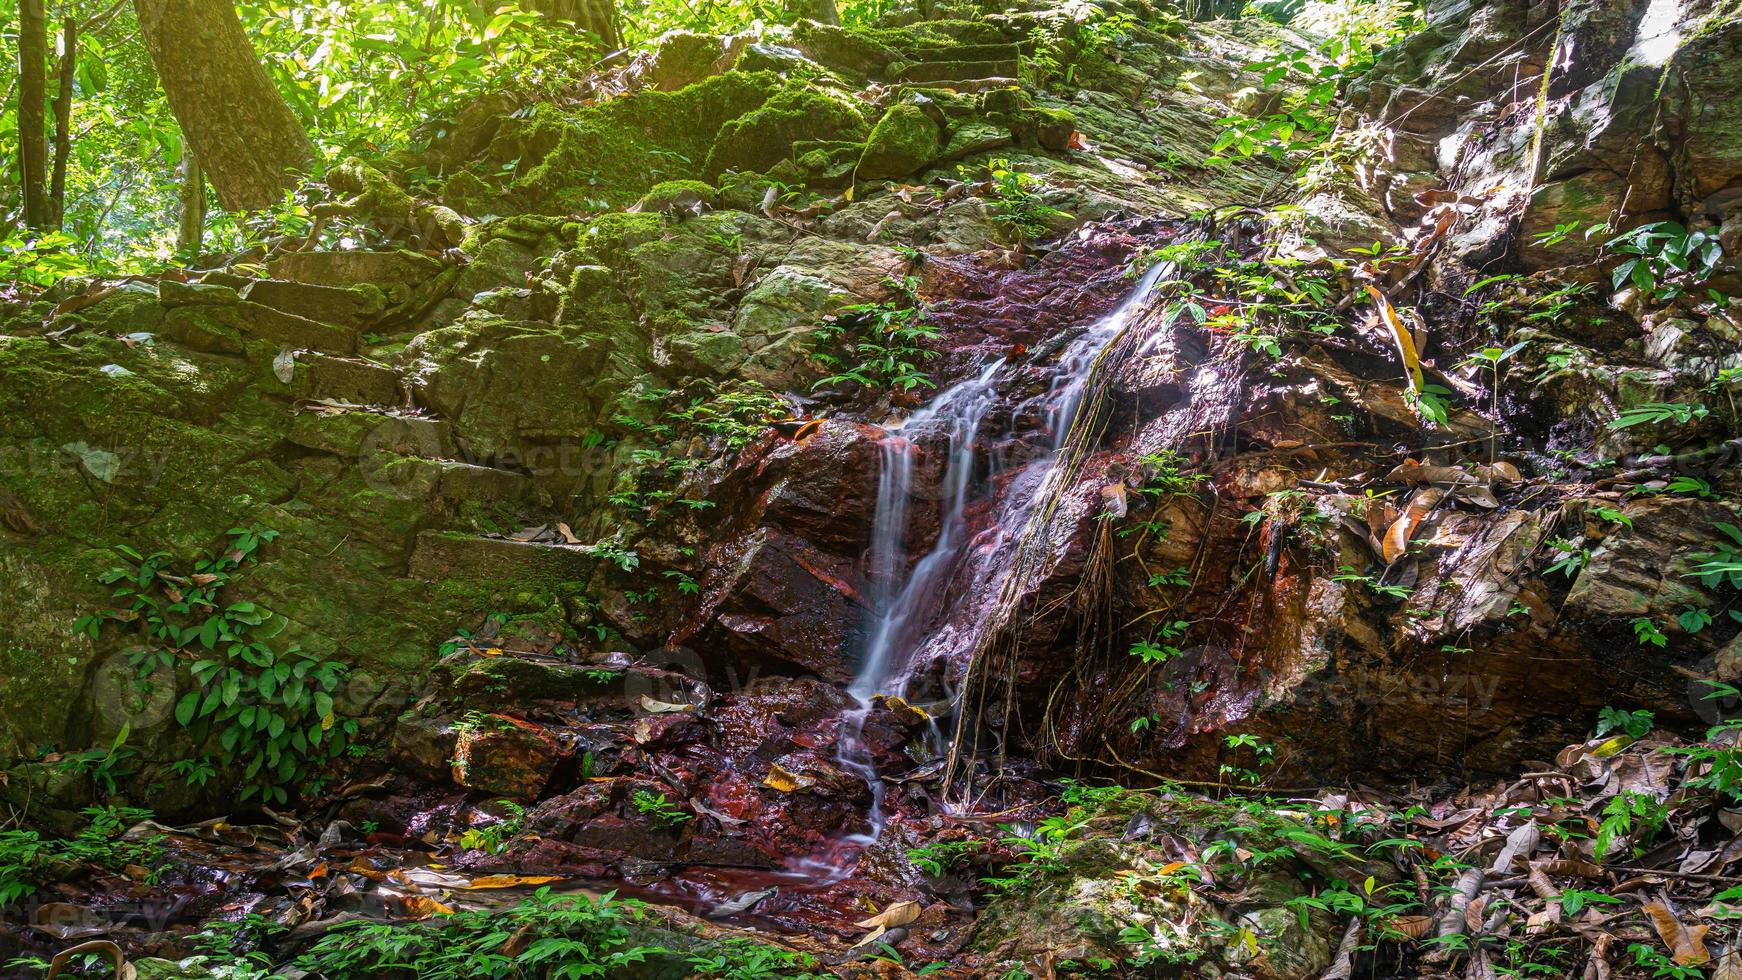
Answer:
[823, 255, 1175, 857]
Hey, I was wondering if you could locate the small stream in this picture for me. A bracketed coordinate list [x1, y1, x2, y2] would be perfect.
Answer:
[814, 252, 1177, 871]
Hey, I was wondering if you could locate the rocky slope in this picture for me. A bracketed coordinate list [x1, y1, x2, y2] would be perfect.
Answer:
[1, 0, 1740, 975]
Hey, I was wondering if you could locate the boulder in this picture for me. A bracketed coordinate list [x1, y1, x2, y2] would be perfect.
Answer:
[450, 714, 559, 799]
[857, 103, 944, 179]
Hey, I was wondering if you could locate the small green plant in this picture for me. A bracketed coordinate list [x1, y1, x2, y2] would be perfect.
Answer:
[814, 277, 942, 393]
[1593, 791, 1667, 862]
[687, 938, 826, 979]
[1609, 401, 1710, 430]
[1219, 733, 1275, 786]
[52, 723, 138, 797]
[1543, 537, 1590, 578]
[1595, 706, 1653, 739]
[907, 838, 987, 877]
[1332, 565, 1413, 600]
[980, 158, 1071, 246]
[74, 528, 355, 806]
[630, 790, 691, 829]
[292, 887, 668, 978]
[458, 801, 527, 854]
[1607, 221, 1724, 301]
[0, 806, 160, 908]
[1631, 616, 1668, 648]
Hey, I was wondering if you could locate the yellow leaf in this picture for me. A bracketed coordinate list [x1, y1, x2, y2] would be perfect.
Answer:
[1365, 285, 1424, 393]
[398, 895, 455, 918]
[461, 874, 563, 890]
[1382, 488, 1443, 564]
[480, 647, 503, 657]
[762, 764, 802, 793]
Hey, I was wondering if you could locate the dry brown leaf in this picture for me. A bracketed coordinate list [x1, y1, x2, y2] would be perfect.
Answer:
[854, 899, 921, 931]
[555, 522, 582, 545]
[398, 895, 455, 918]
[639, 695, 695, 714]
[1713, 947, 1742, 980]
[1643, 899, 1711, 966]
[1383, 488, 1444, 563]
[1390, 914, 1435, 940]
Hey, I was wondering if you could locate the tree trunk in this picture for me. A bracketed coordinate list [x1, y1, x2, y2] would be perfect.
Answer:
[132, 0, 315, 212]
[49, 14, 77, 230]
[18, 0, 50, 229]
[525, 0, 621, 51]
[785, 0, 840, 26]
[176, 153, 206, 257]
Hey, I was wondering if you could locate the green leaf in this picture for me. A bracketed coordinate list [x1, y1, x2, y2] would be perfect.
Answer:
[174, 692, 199, 727]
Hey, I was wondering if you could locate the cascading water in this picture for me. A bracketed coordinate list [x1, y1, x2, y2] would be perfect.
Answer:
[820, 254, 1176, 862]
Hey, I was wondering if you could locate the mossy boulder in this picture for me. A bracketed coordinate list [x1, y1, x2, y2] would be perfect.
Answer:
[857, 103, 944, 179]
[496, 71, 784, 213]
[635, 179, 719, 214]
[704, 86, 868, 179]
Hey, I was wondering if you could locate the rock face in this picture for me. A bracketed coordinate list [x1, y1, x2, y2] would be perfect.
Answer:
[3, 0, 1742, 971]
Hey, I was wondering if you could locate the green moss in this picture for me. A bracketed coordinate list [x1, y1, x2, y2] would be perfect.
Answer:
[704, 86, 869, 179]
[503, 72, 784, 213]
[573, 211, 671, 266]
[636, 179, 719, 213]
[858, 103, 943, 179]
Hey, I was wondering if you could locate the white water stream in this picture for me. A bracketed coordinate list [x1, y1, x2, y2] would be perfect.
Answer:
[825, 256, 1173, 857]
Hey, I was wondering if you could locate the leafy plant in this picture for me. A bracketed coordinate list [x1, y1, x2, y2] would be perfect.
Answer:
[630, 790, 691, 829]
[813, 277, 941, 393]
[0, 806, 159, 908]
[74, 528, 354, 806]
[458, 801, 527, 854]
[1607, 221, 1724, 301]
[1595, 706, 1653, 739]
[980, 158, 1071, 246]
[1592, 791, 1667, 862]
[1609, 401, 1710, 430]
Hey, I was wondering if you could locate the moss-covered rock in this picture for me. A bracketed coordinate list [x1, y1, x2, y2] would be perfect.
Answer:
[635, 179, 719, 214]
[704, 86, 868, 178]
[495, 72, 784, 213]
[857, 102, 944, 179]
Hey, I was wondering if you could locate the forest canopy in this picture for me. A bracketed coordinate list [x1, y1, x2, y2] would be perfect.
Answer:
[0, 0, 890, 281]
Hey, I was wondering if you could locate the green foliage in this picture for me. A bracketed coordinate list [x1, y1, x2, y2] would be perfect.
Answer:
[979, 158, 1071, 246]
[907, 838, 988, 877]
[1595, 706, 1654, 739]
[0, 806, 159, 908]
[1688, 523, 1742, 590]
[686, 939, 825, 979]
[1023, 9, 1147, 88]
[1607, 221, 1725, 301]
[1608, 401, 1710, 430]
[1592, 791, 1667, 863]
[814, 276, 941, 392]
[292, 887, 669, 978]
[459, 801, 528, 854]
[74, 528, 355, 806]
[631, 790, 691, 828]
[0, 231, 91, 286]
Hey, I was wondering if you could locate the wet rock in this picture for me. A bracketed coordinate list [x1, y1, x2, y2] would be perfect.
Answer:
[451, 714, 560, 799]
[678, 527, 867, 683]
[1565, 497, 1736, 622]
